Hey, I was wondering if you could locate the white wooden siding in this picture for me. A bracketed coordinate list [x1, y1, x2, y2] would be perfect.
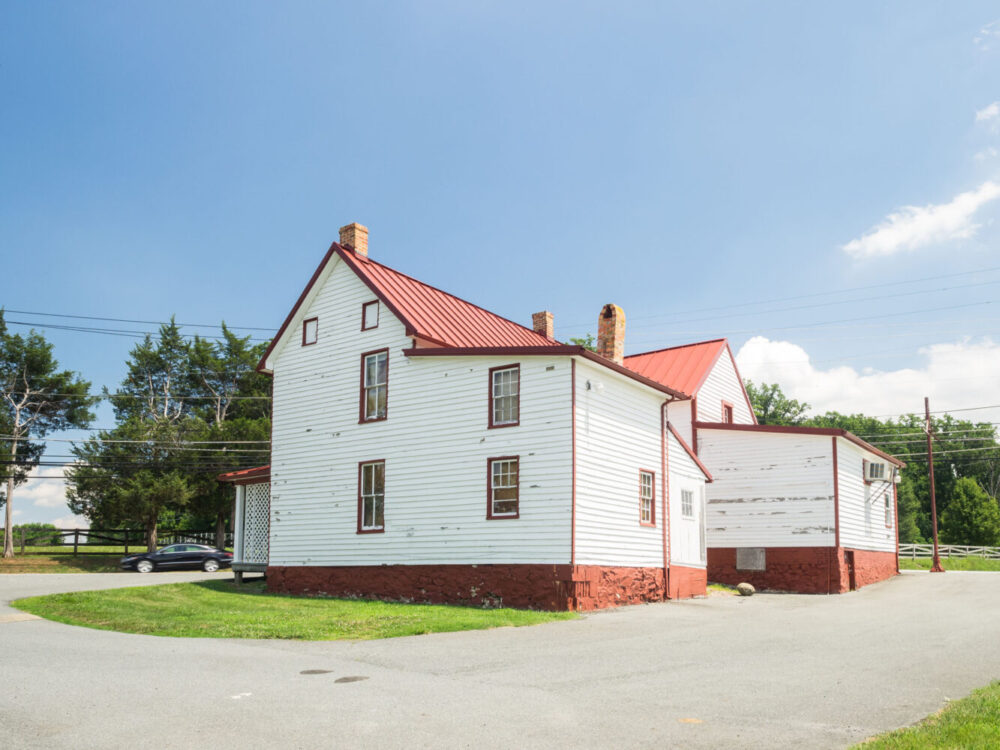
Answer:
[699, 429, 835, 548]
[269, 257, 573, 566]
[696, 350, 754, 424]
[668, 432, 707, 568]
[836, 438, 896, 552]
[667, 399, 694, 448]
[574, 359, 666, 567]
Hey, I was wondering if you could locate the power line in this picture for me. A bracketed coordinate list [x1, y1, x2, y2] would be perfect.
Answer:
[3, 309, 277, 332]
[0, 435, 270, 445]
[560, 265, 1000, 329]
[3, 391, 271, 401]
[4, 319, 273, 343]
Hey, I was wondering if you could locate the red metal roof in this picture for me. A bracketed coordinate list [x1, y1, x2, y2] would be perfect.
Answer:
[342, 249, 558, 348]
[258, 244, 559, 372]
[624, 339, 727, 396]
[217, 465, 271, 483]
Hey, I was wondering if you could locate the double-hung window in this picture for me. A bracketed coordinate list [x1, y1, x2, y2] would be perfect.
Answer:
[885, 492, 893, 528]
[360, 349, 388, 422]
[358, 460, 385, 533]
[681, 489, 694, 519]
[489, 364, 519, 427]
[488, 457, 519, 519]
[639, 470, 655, 526]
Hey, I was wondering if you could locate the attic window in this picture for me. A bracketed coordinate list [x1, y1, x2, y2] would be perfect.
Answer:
[302, 317, 318, 346]
[362, 300, 379, 331]
[722, 401, 734, 423]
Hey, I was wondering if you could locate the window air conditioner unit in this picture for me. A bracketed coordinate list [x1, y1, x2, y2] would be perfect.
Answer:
[864, 459, 890, 483]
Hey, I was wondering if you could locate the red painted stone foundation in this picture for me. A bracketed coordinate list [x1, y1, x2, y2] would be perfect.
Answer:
[267, 563, 707, 611]
[668, 564, 708, 600]
[708, 547, 898, 594]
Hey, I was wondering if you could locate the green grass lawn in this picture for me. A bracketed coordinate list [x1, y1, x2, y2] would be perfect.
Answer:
[855, 682, 1000, 749]
[13, 579, 578, 639]
[899, 557, 1000, 571]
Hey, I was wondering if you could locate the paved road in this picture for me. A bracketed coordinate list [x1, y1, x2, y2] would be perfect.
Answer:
[2, 571, 998, 749]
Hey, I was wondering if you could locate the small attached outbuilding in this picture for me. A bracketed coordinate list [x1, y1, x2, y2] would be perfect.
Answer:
[217, 465, 271, 582]
[696, 423, 904, 593]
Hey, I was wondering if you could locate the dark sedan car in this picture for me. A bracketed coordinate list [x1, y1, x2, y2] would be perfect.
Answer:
[121, 544, 233, 573]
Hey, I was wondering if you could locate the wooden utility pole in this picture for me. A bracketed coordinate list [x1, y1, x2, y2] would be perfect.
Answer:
[925, 397, 945, 573]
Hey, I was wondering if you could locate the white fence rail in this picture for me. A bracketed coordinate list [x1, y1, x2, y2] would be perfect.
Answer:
[899, 543, 1000, 560]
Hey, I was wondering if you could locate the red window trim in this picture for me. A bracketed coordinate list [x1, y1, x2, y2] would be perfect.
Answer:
[359, 348, 389, 424]
[487, 455, 520, 520]
[639, 468, 656, 527]
[302, 317, 318, 346]
[357, 459, 386, 534]
[361, 300, 379, 331]
[488, 363, 520, 429]
[721, 400, 734, 424]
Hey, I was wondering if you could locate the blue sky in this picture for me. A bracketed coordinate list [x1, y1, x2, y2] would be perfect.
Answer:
[3, 2, 1000, 524]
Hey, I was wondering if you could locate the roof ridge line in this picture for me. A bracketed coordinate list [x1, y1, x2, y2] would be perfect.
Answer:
[624, 338, 727, 359]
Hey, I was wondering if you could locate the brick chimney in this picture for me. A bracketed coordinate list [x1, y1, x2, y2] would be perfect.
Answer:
[532, 311, 554, 339]
[597, 304, 625, 365]
[339, 222, 369, 257]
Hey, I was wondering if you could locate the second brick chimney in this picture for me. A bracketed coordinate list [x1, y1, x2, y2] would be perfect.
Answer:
[532, 311, 554, 339]
[597, 304, 625, 365]
[339, 222, 369, 257]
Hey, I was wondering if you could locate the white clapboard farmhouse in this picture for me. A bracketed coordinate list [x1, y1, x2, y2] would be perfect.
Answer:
[220, 223, 903, 608]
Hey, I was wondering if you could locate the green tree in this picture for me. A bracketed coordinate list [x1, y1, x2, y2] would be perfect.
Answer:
[67, 320, 199, 551]
[940, 477, 1000, 546]
[744, 380, 810, 425]
[0, 311, 95, 558]
[184, 325, 270, 548]
[569, 334, 596, 352]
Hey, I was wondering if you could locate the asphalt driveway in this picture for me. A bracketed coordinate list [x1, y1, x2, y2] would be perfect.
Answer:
[2, 570, 998, 749]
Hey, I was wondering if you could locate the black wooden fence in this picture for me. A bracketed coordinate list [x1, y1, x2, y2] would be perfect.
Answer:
[1, 528, 234, 555]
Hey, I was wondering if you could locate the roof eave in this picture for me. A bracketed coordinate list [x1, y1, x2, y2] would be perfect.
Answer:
[693, 422, 906, 468]
[404, 346, 689, 400]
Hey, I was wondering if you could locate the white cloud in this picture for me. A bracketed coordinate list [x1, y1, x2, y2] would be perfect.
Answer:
[13, 466, 71, 508]
[49, 514, 88, 529]
[976, 102, 1000, 122]
[841, 181, 1000, 259]
[736, 335, 1000, 425]
[975, 147, 999, 161]
[974, 20, 1000, 51]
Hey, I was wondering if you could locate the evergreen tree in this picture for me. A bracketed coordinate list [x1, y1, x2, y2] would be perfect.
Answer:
[67, 320, 199, 551]
[0, 311, 95, 557]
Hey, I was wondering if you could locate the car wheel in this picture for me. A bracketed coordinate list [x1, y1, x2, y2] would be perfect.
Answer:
[203, 558, 220, 572]
[136, 560, 154, 574]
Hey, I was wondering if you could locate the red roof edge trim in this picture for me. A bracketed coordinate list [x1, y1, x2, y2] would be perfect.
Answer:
[403, 345, 580, 356]
[256, 242, 341, 373]
[334, 246, 425, 339]
[722, 342, 757, 424]
[217, 465, 271, 484]
[666, 422, 713, 482]
[404, 346, 689, 400]
[693, 422, 905, 468]
[687, 340, 727, 395]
